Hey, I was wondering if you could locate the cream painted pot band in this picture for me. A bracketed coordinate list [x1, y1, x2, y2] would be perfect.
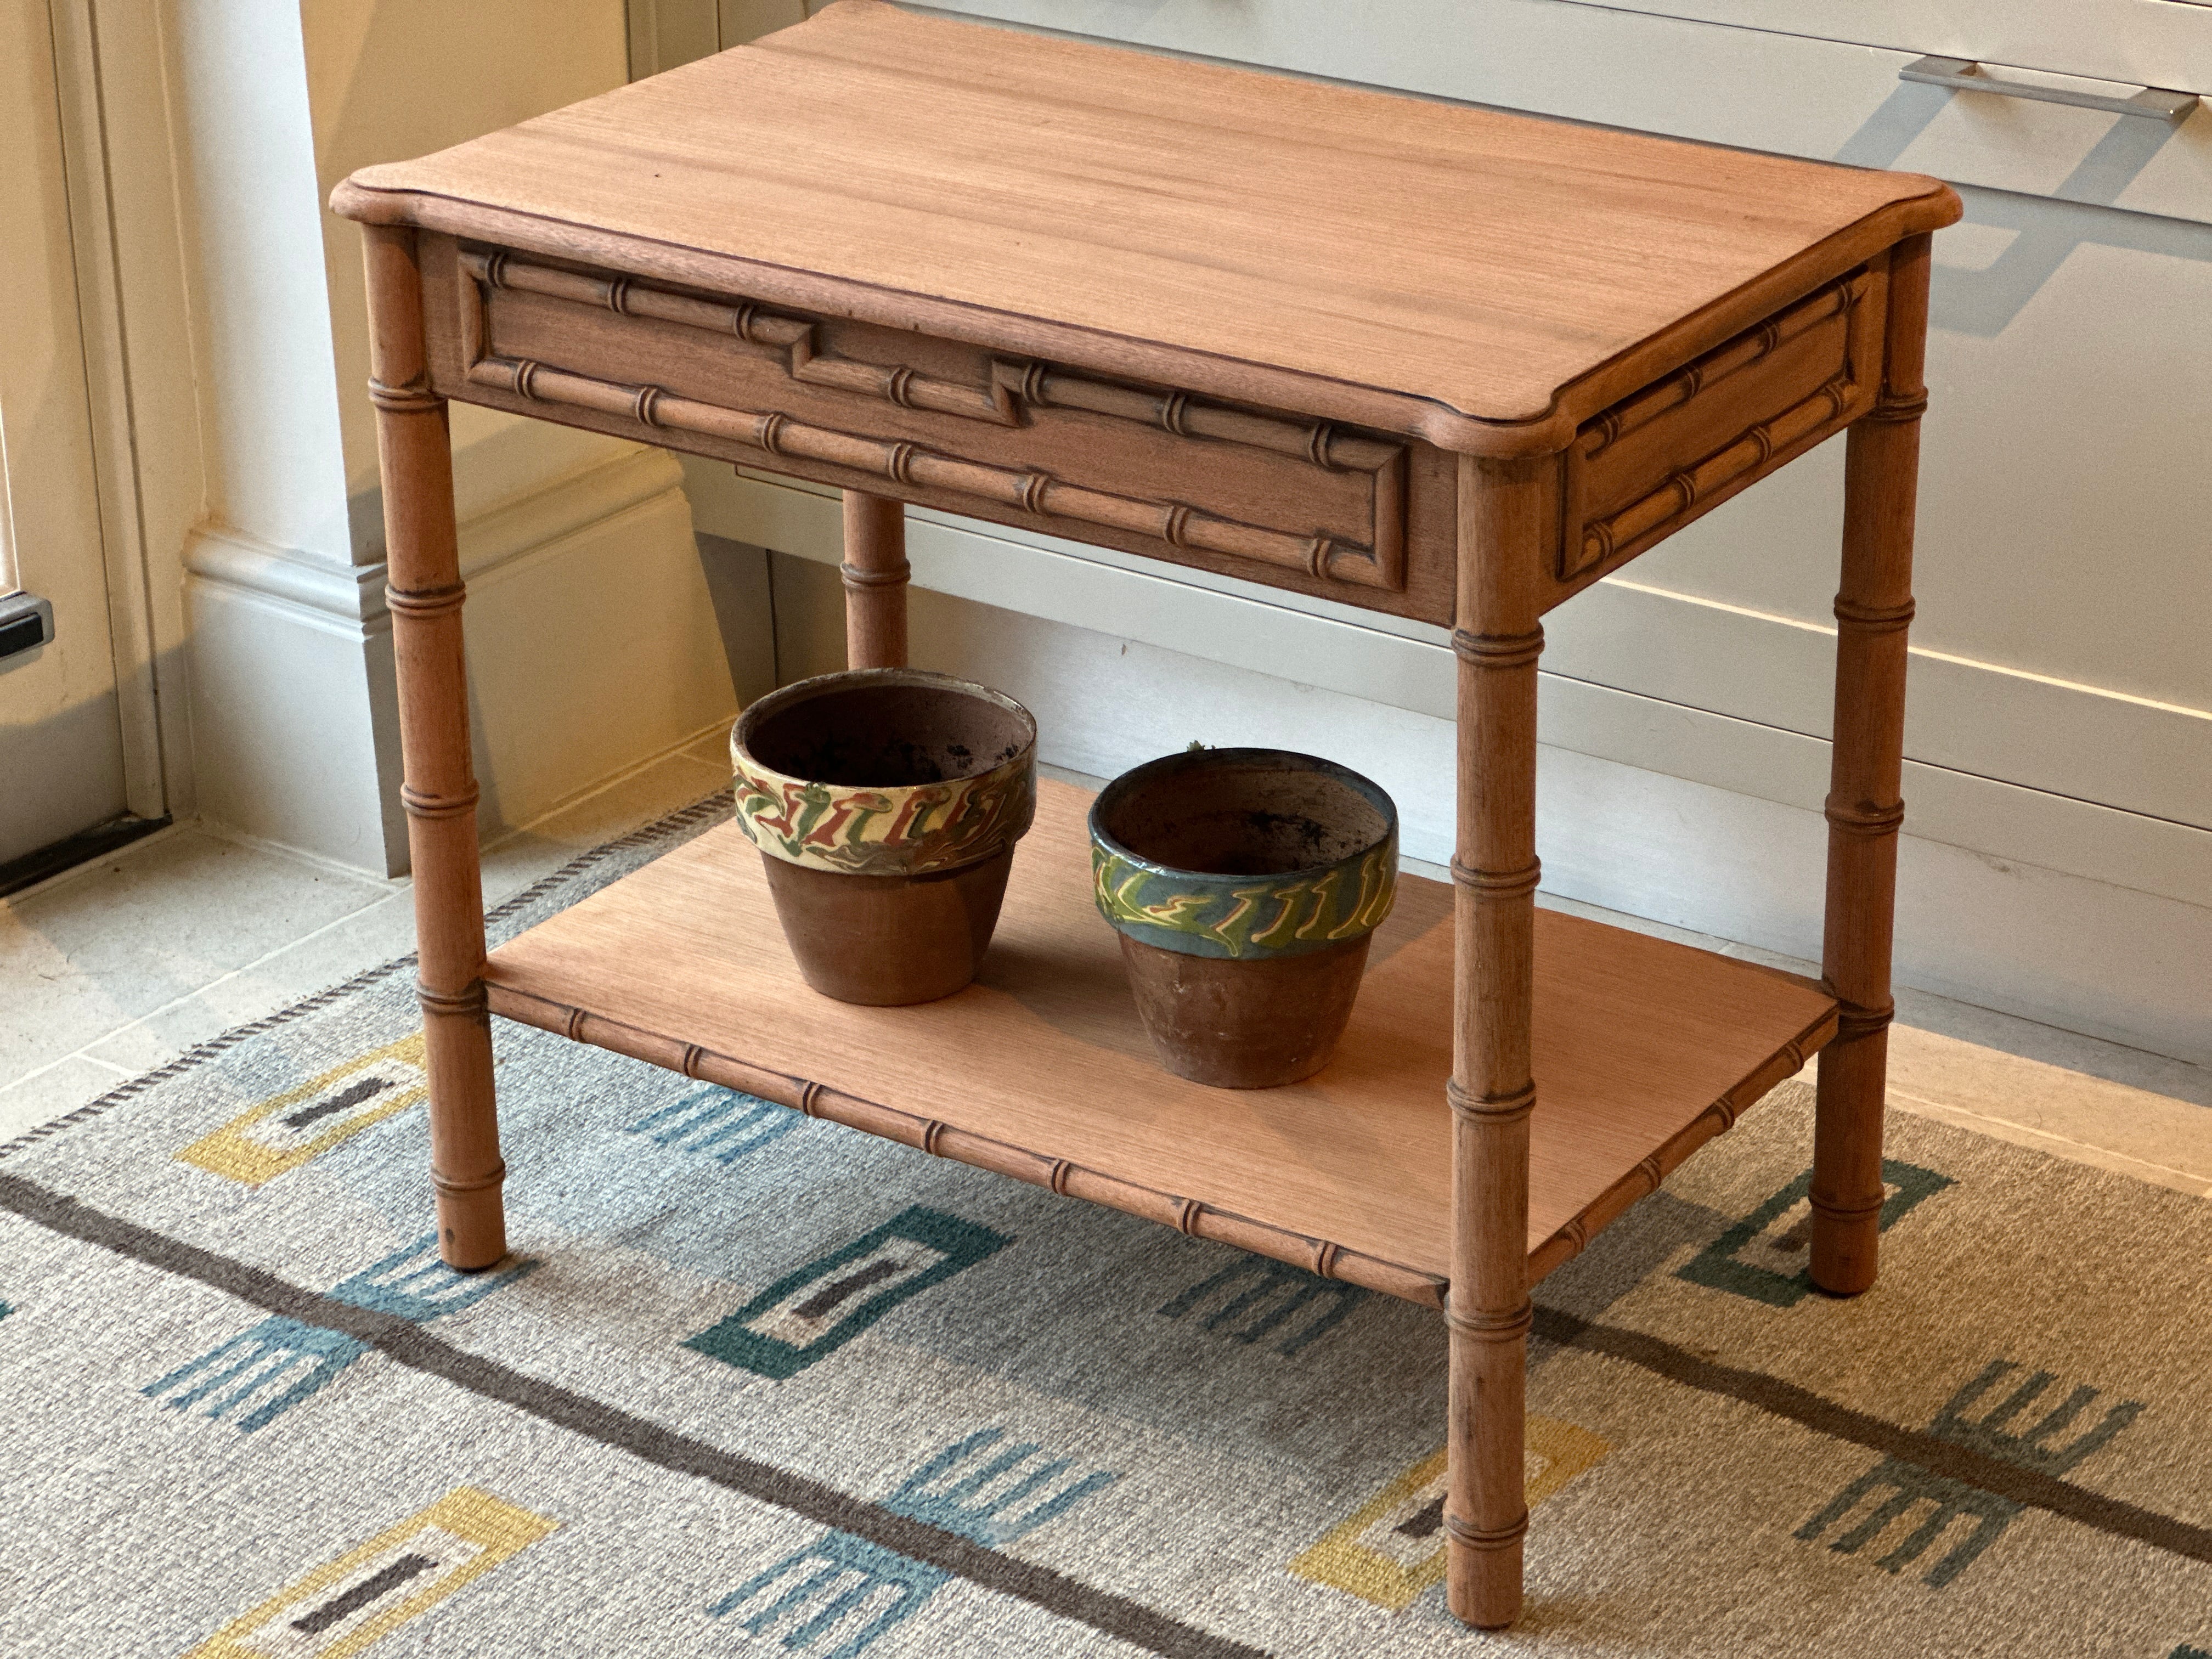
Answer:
[730, 669, 1037, 877]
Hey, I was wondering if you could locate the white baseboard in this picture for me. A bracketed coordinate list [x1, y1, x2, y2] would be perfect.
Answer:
[184, 443, 754, 874]
[686, 462, 2211, 1063]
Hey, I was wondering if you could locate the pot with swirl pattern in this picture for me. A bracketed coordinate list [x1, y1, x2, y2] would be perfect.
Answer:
[732, 668, 1037, 1005]
[1090, 747, 1397, 1087]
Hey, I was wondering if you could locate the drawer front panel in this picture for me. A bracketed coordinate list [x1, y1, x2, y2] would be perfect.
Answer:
[423, 239, 1452, 624]
[1554, 267, 1880, 599]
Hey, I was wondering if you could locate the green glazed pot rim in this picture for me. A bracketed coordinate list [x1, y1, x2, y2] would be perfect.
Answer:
[1088, 748, 1398, 961]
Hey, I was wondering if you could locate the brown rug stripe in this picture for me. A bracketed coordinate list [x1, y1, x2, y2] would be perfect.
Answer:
[1533, 1304, 2212, 1566]
[0, 1175, 1268, 1659]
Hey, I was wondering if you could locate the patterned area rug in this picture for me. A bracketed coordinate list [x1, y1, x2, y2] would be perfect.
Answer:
[3, 795, 2208, 1658]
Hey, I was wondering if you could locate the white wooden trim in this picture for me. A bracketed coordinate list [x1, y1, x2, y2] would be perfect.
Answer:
[36, 0, 208, 824]
[43, 2, 169, 820]
[185, 445, 683, 623]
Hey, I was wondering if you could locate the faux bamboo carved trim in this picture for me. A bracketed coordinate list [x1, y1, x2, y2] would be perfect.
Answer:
[1579, 275, 1863, 462]
[1824, 798, 1907, 837]
[1449, 859, 1542, 897]
[415, 982, 486, 1017]
[1808, 1192, 1887, 1220]
[1449, 628, 1545, 668]
[1865, 389, 1930, 424]
[469, 353, 1393, 587]
[1834, 1001, 1896, 1037]
[385, 583, 467, 618]
[463, 249, 1021, 427]
[460, 249, 1410, 482]
[366, 376, 443, 415]
[1442, 1297, 1534, 1340]
[839, 561, 912, 588]
[400, 784, 479, 821]
[1446, 1079, 1537, 1123]
[1443, 1513, 1530, 1550]
[432, 1161, 507, 1196]
[1560, 271, 1875, 587]
[1575, 376, 1853, 577]
[483, 981, 1450, 1308]
[1527, 1002, 1838, 1281]
[458, 249, 1408, 592]
[986, 358, 1398, 472]
[1834, 596, 1917, 632]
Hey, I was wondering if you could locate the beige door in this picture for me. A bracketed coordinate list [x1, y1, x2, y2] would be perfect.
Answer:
[0, 0, 130, 868]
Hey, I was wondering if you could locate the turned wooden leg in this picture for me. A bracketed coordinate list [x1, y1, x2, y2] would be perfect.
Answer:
[842, 489, 910, 670]
[1444, 454, 1547, 1629]
[364, 225, 505, 1270]
[1812, 234, 1932, 1296]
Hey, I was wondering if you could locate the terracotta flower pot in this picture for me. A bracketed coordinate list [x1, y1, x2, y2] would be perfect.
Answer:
[1089, 747, 1397, 1087]
[731, 669, 1037, 1005]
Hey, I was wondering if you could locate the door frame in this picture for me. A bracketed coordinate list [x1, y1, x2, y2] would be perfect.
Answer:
[36, 0, 206, 826]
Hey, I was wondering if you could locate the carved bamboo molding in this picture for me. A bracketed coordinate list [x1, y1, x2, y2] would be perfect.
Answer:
[483, 980, 1832, 1298]
[1561, 271, 1872, 582]
[467, 352, 1398, 586]
[458, 248, 1406, 590]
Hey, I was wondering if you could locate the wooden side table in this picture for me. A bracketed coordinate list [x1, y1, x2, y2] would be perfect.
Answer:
[333, 1, 1958, 1628]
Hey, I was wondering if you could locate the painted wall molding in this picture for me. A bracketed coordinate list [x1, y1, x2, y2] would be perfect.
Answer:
[187, 443, 683, 626]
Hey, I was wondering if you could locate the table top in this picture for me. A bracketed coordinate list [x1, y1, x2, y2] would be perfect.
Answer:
[333, 0, 1957, 453]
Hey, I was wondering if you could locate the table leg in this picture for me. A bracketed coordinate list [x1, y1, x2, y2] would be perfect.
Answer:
[1444, 454, 1546, 1629]
[1812, 233, 1932, 1296]
[842, 490, 910, 670]
[364, 225, 505, 1271]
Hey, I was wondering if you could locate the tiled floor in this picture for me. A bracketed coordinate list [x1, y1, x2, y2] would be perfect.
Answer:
[5, 735, 2209, 1205]
[0, 728, 734, 1140]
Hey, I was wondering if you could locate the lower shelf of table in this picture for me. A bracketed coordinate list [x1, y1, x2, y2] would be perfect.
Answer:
[482, 778, 1837, 1306]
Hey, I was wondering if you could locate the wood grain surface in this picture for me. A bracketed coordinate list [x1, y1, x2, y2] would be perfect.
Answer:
[484, 781, 1836, 1281]
[332, 0, 1957, 453]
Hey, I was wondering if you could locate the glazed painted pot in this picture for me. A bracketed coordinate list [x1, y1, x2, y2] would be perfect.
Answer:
[731, 669, 1037, 1005]
[1090, 747, 1397, 1087]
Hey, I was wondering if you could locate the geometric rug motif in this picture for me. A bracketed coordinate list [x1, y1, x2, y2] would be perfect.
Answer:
[143, 1234, 534, 1433]
[1798, 1356, 2144, 1588]
[1288, 1415, 1608, 1610]
[176, 1034, 428, 1187]
[182, 1486, 556, 1658]
[1674, 1156, 1954, 1307]
[711, 1426, 1116, 1655]
[683, 1205, 1011, 1381]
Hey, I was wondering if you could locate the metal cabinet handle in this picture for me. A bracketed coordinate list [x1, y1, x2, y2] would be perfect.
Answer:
[0, 591, 54, 667]
[1900, 55, 2199, 122]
